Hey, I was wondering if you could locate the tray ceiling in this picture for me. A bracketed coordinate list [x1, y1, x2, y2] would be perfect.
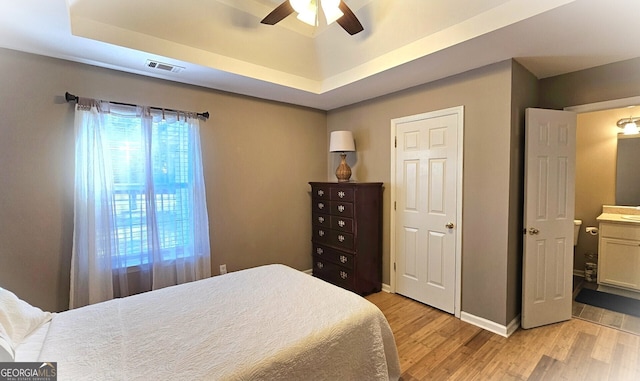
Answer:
[2, 0, 640, 109]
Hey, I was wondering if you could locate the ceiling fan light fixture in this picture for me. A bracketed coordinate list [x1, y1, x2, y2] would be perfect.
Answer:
[321, 0, 343, 24]
[296, 10, 317, 26]
[261, 0, 363, 35]
[291, 0, 317, 26]
[289, 0, 311, 13]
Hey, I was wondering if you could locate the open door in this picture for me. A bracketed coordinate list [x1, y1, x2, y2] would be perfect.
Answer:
[522, 108, 576, 329]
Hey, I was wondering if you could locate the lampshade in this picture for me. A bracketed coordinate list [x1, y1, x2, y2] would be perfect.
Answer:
[290, 0, 311, 13]
[321, 0, 344, 24]
[290, 0, 343, 27]
[291, 0, 316, 25]
[329, 131, 355, 152]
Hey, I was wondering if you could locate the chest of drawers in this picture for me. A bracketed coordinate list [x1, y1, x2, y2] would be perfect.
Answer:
[309, 182, 383, 295]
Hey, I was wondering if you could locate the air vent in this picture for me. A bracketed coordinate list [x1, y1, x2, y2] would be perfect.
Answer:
[145, 60, 184, 73]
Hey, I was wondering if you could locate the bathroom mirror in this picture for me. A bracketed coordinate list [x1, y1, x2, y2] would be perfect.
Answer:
[616, 134, 640, 205]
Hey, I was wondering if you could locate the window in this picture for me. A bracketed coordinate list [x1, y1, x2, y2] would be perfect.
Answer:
[105, 113, 195, 268]
[71, 100, 210, 307]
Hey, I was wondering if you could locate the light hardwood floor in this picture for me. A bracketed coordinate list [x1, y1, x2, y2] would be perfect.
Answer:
[366, 291, 640, 380]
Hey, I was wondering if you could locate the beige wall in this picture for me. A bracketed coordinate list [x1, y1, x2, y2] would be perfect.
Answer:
[327, 60, 529, 325]
[539, 57, 640, 110]
[507, 62, 540, 320]
[0, 48, 326, 312]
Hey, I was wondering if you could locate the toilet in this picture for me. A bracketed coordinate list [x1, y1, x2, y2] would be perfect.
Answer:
[574, 219, 582, 246]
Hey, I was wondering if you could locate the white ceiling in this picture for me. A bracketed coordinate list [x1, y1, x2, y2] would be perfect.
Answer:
[2, 0, 640, 110]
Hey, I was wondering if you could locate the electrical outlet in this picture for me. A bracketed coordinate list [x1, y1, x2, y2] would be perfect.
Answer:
[219, 264, 227, 275]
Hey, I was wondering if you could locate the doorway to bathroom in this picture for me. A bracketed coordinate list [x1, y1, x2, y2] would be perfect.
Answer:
[566, 96, 640, 334]
[568, 99, 640, 280]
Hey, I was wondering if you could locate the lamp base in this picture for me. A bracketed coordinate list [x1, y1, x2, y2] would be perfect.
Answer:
[335, 153, 352, 182]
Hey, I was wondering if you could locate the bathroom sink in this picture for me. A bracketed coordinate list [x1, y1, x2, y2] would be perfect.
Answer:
[621, 215, 640, 221]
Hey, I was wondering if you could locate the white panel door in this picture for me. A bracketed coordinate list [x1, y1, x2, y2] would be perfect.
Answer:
[522, 108, 576, 329]
[394, 109, 460, 314]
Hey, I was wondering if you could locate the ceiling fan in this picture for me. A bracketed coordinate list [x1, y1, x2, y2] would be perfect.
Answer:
[261, 0, 364, 35]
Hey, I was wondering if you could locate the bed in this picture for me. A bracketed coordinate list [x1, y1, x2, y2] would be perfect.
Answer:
[1, 264, 401, 380]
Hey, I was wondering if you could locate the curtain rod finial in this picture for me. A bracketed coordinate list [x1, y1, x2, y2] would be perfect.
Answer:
[65, 92, 79, 103]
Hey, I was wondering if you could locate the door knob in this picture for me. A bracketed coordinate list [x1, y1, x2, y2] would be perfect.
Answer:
[446, 222, 455, 229]
[528, 227, 540, 235]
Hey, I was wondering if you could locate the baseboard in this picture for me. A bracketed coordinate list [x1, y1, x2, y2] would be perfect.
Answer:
[302, 268, 313, 275]
[461, 311, 520, 338]
[573, 269, 585, 277]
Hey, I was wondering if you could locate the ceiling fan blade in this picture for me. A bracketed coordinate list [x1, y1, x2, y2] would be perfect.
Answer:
[261, 1, 295, 25]
[336, 1, 364, 35]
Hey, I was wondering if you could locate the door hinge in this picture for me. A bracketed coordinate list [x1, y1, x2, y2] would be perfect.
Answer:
[393, 262, 396, 271]
[394, 136, 397, 148]
[394, 201, 396, 210]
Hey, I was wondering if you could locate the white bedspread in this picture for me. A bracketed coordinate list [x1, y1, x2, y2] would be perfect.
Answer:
[39, 264, 400, 380]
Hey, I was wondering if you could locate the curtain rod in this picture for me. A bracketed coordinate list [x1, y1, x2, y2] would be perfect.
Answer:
[64, 92, 209, 120]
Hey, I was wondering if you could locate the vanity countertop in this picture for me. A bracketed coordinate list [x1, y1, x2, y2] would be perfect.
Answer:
[597, 205, 640, 224]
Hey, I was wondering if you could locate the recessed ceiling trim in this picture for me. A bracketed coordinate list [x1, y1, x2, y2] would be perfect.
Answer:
[69, 16, 324, 94]
[4, 0, 639, 111]
[321, 0, 577, 92]
[69, 0, 577, 96]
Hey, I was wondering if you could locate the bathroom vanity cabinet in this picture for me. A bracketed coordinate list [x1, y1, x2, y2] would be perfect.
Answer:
[597, 210, 640, 292]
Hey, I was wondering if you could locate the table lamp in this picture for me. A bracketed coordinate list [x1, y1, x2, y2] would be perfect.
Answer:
[329, 131, 356, 182]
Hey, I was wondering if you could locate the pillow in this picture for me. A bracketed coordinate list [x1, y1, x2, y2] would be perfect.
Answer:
[0, 287, 52, 347]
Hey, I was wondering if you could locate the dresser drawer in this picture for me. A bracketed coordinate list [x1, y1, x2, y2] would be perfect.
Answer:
[330, 231, 354, 250]
[330, 201, 354, 217]
[312, 227, 330, 244]
[311, 184, 331, 200]
[312, 200, 330, 214]
[330, 187, 354, 201]
[331, 216, 353, 233]
[313, 257, 355, 290]
[313, 243, 355, 269]
[312, 213, 330, 227]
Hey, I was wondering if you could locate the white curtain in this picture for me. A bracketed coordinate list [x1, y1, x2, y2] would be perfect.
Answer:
[70, 100, 211, 309]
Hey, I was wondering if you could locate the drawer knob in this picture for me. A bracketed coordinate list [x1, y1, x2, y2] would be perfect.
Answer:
[340, 255, 347, 263]
[338, 220, 345, 228]
[318, 216, 325, 223]
[340, 271, 348, 279]
[318, 230, 325, 237]
[318, 190, 324, 196]
[316, 247, 323, 255]
[318, 202, 324, 210]
[317, 262, 324, 269]
[338, 191, 345, 198]
[338, 234, 345, 242]
[337, 205, 345, 213]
